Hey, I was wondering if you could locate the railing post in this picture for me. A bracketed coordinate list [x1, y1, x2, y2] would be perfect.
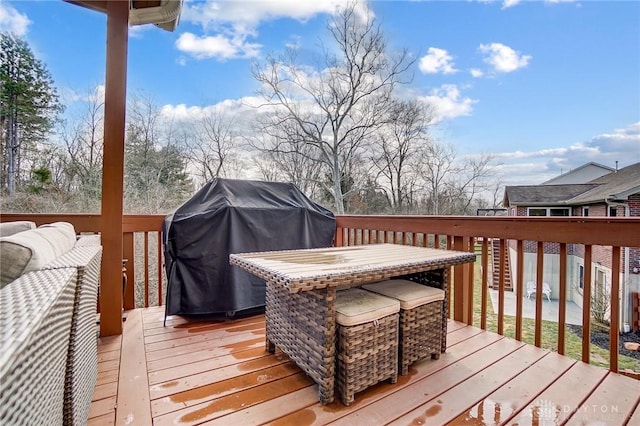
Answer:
[609, 246, 621, 372]
[453, 236, 472, 324]
[123, 232, 135, 310]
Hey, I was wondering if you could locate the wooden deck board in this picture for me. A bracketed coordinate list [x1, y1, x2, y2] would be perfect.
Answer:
[507, 358, 610, 425]
[564, 372, 640, 425]
[627, 400, 640, 424]
[90, 306, 640, 426]
[448, 350, 576, 425]
[115, 308, 152, 425]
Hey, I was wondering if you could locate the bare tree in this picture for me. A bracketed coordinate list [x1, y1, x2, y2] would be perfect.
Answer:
[448, 154, 498, 215]
[371, 99, 434, 213]
[251, 130, 324, 198]
[252, 2, 412, 213]
[184, 109, 240, 186]
[419, 141, 456, 214]
[59, 87, 104, 202]
[417, 141, 500, 215]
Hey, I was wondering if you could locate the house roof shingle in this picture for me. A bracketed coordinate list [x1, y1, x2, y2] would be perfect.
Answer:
[504, 184, 600, 206]
[503, 162, 640, 207]
[568, 162, 640, 204]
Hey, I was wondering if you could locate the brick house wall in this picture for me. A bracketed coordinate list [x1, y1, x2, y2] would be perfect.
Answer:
[629, 194, 640, 275]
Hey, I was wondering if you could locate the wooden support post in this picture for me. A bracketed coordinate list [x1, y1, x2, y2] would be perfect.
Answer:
[453, 236, 471, 323]
[99, 0, 128, 336]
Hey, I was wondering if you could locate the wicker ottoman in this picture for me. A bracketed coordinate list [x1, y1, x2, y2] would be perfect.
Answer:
[363, 279, 445, 375]
[335, 288, 400, 406]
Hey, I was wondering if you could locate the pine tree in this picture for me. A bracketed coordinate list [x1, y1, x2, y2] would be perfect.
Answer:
[0, 32, 63, 195]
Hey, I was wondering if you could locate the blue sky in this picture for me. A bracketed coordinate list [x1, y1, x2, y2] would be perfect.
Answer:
[1, 0, 639, 187]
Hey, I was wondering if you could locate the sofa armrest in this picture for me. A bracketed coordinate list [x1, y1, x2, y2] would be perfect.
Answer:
[0, 268, 77, 425]
[42, 245, 102, 426]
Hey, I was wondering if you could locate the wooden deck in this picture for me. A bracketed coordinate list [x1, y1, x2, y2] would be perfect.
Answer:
[89, 306, 640, 425]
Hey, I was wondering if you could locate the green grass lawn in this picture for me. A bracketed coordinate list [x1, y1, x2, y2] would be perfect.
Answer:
[465, 262, 640, 372]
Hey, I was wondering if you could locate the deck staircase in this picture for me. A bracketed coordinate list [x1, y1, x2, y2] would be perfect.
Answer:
[490, 239, 513, 291]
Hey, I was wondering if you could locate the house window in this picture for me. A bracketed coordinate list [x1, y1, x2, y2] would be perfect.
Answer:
[579, 264, 584, 290]
[583, 207, 589, 216]
[527, 207, 570, 216]
[608, 206, 617, 217]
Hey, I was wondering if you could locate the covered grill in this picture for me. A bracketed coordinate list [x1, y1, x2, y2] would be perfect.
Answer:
[163, 178, 335, 317]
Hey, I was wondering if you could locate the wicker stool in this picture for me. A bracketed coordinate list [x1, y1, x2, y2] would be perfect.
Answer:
[335, 288, 400, 406]
[363, 279, 445, 375]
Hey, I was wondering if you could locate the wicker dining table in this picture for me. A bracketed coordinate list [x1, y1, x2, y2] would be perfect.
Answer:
[229, 243, 476, 404]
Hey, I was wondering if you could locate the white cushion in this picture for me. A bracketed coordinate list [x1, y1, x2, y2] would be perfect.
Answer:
[0, 222, 76, 287]
[335, 288, 400, 327]
[362, 279, 444, 310]
[0, 221, 36, 237]
[37, 222, 76, 255]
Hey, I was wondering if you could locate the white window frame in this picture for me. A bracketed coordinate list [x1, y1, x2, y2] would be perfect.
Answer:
[582, 206, 589, 217]
[527, 207, 571, 217]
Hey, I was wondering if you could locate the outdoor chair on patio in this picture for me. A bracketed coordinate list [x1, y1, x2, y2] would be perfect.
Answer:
[526, 281, 551, 301]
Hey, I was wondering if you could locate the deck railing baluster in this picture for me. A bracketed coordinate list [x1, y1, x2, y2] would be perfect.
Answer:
[558, 242, 568, 354]
[2, 213, 639, 375]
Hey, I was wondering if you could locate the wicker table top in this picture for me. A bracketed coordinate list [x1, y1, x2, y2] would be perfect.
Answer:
[230, 244, 476, 292]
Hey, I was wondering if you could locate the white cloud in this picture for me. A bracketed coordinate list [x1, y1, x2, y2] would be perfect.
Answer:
[285, 35, 302, 50]
[418, 84, 477, 122]
[128, 24, 152, 39]
[470, 68, 484, 78]
[479, 42, 531, 73]
[0, 1, 31, 36]
[498, 0, 578, 9]
[418, 47, 457, 74]
[587, 121, 640, 153]
[160, 96, 266, 123]
[175, 32, 261, 60]
[493, 122, 640, 185]
[178, 0, 371, 60]
[182, 0, 366, 30]
[502, 0, 521, 9]
[59, 84, 105, 107]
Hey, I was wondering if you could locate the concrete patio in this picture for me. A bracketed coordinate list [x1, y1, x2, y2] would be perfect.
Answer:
[488, 289, 583, 325]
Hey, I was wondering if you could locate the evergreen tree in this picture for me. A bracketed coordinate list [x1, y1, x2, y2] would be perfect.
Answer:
[0, 32, 63, 195]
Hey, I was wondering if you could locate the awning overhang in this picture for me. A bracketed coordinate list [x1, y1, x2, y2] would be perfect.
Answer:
[65, 0, 183, 32]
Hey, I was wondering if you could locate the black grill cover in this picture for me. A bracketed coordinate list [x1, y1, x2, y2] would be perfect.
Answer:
[163, 178, 335, 316]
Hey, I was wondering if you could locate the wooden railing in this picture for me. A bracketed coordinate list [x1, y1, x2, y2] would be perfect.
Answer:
[2, 213, 639, 374]
[336, 215, 640, 374]
[0, 213, 164, 311]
